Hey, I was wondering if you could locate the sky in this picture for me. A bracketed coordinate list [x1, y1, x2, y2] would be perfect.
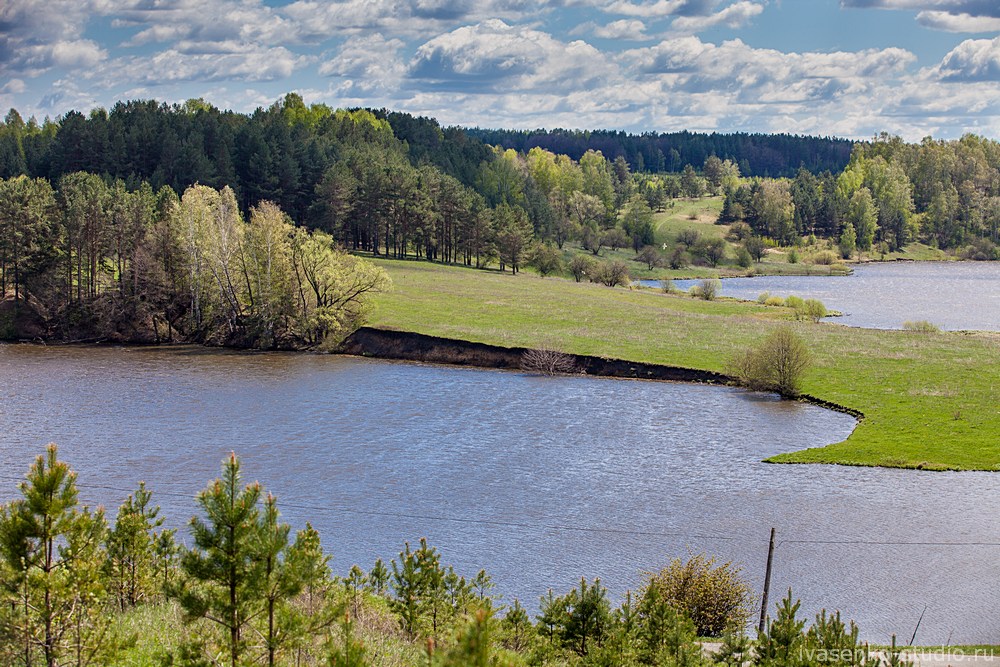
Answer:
[1, 0, 999, 141]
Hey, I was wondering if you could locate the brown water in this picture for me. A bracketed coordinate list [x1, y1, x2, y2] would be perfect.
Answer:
[1, 344, 998, 643]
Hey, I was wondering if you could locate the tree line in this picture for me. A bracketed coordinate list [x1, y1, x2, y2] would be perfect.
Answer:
[0, 174, 389, 348]
[3, 96, 1000, 305]
[0, 445, 914, 667]
[0, 97, 682, 284]
[720, 134, 1000, 255]
[467, 127, 855, 178]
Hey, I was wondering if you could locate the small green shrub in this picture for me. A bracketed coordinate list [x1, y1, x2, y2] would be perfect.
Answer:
[787, 248, 799, 264]
[902, 320, 939, 333]
[757, 291, 771, 304]
[676, 228, 701, 248]
[764, 296, 785, 307]
[659, 278, 675, 293]
[735, 246, 753, 269]
[743, 237, 766, 263]
[727, 222, 752, 242]
[727, 326, 812, 397]
[784, 295, 805, 311]
[690, 278, 720, 301]
[641, 555, 753, 638]
[529, 244, 564, 277]
[810, 250, 838, 265]
[802, 299, 827, 323]
[569, 255, 596, 283]
[960, 238, 998, 261]
[590, 260, 631, 287]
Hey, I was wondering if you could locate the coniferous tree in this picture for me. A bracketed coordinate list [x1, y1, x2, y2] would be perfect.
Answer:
[152, 528, 178, 597]
[432, 608, 514, 667]
[176, 453, 264, 667]
[536, 588, 565, 646]
[637, 583, 703, 667]
[368, 558, 389, 596]
[715, 621, 752, 667]
[500, 599, 532, 653]
[327, 611, 369, 667]
[562, 577, 611, 657]
[0, 444, 118, 667]
[105, 481, 162, 611]
[756, 589, 808, 667]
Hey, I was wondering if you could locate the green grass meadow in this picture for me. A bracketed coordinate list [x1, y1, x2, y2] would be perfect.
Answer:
[370, 258, 1000, 471]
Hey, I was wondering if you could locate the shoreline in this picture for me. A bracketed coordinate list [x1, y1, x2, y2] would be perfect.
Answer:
[339, 326, 865, 422]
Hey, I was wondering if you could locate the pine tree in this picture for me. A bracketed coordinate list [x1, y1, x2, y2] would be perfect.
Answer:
[177, 453, 264, 667]
[562, 577, 611, 656]
[391, 541, 423, 636]
[0, 444, 119, 667]
[500, 599, 532, 652]
[756, 589, 808, 667]
[433, 608, 514, 667]
[368, 558, 388, 596]
[535, 588, 565, 645]
[715, 621, 752, 667]
[637, 584, 703, 667]
[152, 528, 178, 598]
[344, 564, 367, 617]
[105, 481, 163, 611]
[327, 611, 368, 667]
[390, 538, 445, 638]
[257, 493, 296, 667]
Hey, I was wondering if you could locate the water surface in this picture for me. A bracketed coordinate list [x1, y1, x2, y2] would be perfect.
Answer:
[1, 345, 997, 643]
[643, 261, 1000, 330]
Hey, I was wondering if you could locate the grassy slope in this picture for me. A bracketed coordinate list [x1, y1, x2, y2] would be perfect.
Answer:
[549, 196, 950, 282]
[370, 259, 1000, 471]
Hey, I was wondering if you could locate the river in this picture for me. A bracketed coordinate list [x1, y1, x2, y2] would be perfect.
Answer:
[643, 261, 1000, 331]
[1, 344, 998, 643]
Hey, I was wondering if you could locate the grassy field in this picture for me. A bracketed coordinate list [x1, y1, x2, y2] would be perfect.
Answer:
[544, 196, 951, 282]
[370, 259, 1000, 471]
[652, 197, 727, 245]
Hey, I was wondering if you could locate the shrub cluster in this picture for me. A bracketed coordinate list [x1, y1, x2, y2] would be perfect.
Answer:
[728, 327, 812, 397]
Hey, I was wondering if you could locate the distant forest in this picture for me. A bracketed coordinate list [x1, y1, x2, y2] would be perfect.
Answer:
[466, 127, 855, 178]
[2, 94, 1000, 346]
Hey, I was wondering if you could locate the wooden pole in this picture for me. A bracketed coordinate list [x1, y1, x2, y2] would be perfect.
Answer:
[758, 527, 776, 636]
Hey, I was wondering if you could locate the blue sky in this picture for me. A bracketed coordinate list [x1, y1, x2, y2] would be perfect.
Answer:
[1, 0, 999, 140]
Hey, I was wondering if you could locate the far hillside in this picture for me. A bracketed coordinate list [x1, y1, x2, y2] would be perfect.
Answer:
[466, 127, 855, 177]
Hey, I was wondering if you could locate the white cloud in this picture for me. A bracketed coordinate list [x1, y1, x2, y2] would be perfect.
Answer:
[841, 0, 999, 15]
[91, 46, 308, 86]
[113, 0, 295, 51]
[318, 34, 407, 92]
[0, 0, 112, 76]
[841, 0, 1000, 35]
[410, 20, 615, 94]
[2, 79, 27, 94]
[936, 36, 1000, 80]
[603, 0, 713, 18]
[592, 19, 650, 39]
[49, 40, 107, 68]
[916, 11, 1000, 32]
[283, 0, 545, 41]
[671, 1, 765, 32]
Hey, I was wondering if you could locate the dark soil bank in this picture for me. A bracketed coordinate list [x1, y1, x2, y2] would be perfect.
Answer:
[340, 327, 729, 383]
[339, 327, 864, 421]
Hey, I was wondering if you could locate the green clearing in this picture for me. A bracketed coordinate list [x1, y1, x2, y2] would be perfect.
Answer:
[548, 196, 947, 282]
[370, 259, 1000, 471]
[652, 197, 728, 244]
